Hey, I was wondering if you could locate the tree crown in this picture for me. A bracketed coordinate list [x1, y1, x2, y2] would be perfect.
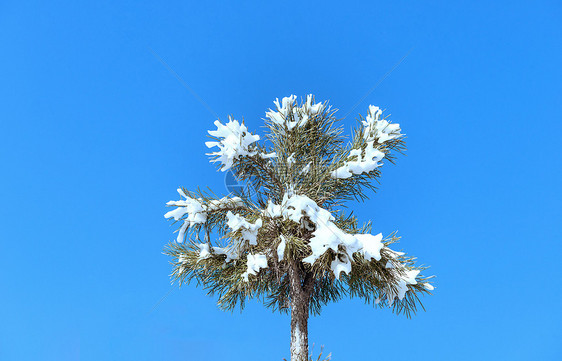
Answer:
[165, 95, 433, 317]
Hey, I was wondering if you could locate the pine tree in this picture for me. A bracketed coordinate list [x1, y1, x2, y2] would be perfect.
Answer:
[164, 95, 434, 361]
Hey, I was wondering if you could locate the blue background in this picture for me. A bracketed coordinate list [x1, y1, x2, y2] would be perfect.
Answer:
[1, 1, 561, 360]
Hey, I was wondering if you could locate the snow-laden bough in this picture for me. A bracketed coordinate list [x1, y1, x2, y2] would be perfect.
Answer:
[205, 116, 260, 171]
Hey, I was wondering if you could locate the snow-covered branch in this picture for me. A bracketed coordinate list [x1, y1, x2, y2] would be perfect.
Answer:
[205, 117, 261, 171]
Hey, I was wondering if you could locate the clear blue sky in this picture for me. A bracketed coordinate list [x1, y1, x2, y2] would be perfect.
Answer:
[1, 1, 561, 360]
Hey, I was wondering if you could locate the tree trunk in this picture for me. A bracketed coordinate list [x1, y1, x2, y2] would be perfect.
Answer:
[288, 264, 311, 361]
[290, 296, 309, 361]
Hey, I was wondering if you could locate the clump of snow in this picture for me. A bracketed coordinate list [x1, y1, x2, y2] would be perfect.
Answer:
[269, 192, 333, 226]
[304, 221, 385, 279]
[264, 192, 385, 279]
[165, 199, 205, 224]
[260, 152, 277, 159]
[277, 235, 287, 261]
[387, 269, 420, 302]
[331, 141, 385, 179]
[266, 95, 296, 125]
[287, 153, 295, 167]
[165, 189, 243, 243]
[355, 234, 385, 261]
[226, 211, 262, 245]
[303, 94, 325, 115]
[207, 196, 244, 210]
[331, 253, 352, 279]
[265, 94, 325, 130]
[196, 243, 211, 261]
[377, 259, 424, 302]
[263, 199, 283, 218]
[331, 105, 402, 179]
[205, 116, 260, 171]
[165, 190, 207, 243]
[204, 231, 252, 263]
[242, 253, 268, 281]
[378, 248, 424, 302]
[362, 105, 402, 144]
[212, 244, 240, 263]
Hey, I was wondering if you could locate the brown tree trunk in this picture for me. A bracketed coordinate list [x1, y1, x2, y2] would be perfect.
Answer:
[290, 296, 309, 361]
[289, 263, 312, 361]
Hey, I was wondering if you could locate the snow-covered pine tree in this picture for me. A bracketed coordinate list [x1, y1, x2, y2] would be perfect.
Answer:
[164, 95, 434, 361]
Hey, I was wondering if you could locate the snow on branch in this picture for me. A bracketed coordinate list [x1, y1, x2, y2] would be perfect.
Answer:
[187, 212, 264, 266]
[331, 141, 385, 179]
[385, 269, 420, 303]
[265, 94, 326, 130]
[205, 116, 261, 171]
[259, 191, 424, 301]
[164, 188, 244, 243]
[265, 192, 385, 279]
[362, 105, 402, 144]
[331, 105, 403, 179]
[242, 253, 268, 281]
[378, 248, 430, 303]
[226, 211, 262, 246]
